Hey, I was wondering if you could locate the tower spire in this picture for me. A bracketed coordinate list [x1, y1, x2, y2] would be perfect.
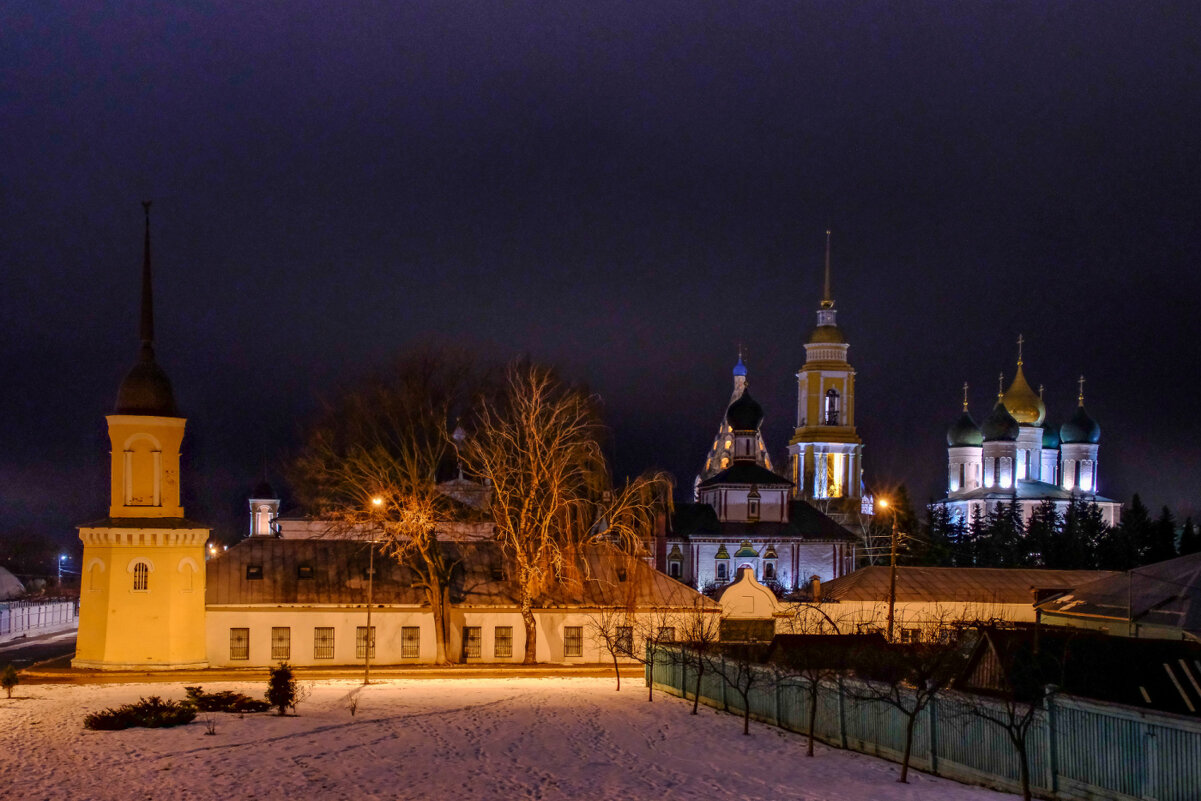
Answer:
[1078, 375, 1086, 406]
[962, 382, 969, 412]
[821, 228, 834, 309]
[140, 201, 155, 361]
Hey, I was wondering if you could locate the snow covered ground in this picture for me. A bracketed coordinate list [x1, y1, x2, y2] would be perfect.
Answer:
[0, 677, 1016, 800]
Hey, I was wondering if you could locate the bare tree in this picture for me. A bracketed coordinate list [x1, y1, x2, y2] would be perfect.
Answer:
[708, 642, 772, 735]
[290, 350, 484, 665]
[849, 620, 968, 782]
[630, 607, 680, 702]
[587, 605, 635, 691]
[460, 363, 670, 664]
[673, 598, 723, 715]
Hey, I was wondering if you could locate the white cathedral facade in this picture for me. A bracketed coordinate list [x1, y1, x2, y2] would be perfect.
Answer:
[933, 346, 1120, 527]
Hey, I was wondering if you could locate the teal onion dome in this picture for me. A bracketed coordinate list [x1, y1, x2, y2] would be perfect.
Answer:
[1060, 405, 1101, 444]
[1042, 422, 1061, 449]
[981, 401, 1020, 442]
[947, 411, 984, 447]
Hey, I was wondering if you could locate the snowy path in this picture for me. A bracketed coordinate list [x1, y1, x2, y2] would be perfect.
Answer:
[0, 677, 1017, 800]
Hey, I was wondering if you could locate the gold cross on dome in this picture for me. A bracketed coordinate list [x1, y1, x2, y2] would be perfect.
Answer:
[1016, 334, 1024, 366]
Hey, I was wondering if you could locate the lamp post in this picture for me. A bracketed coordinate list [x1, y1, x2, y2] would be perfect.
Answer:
[58, 554, 66, 585]
[877, 498, 899, 643]
[364, 496, 383, 685]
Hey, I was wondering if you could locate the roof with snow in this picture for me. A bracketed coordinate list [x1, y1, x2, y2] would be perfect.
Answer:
[206, 538, 714, 610]
[670, 500, 857, 543]
[1036, 551, 1201, 638]
[820, 566, 1117, 604]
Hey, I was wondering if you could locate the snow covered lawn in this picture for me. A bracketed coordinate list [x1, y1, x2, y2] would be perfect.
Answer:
[0, 677, 1016, 800]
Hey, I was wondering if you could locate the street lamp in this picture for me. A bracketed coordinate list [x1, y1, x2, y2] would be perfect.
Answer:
[364, 496, 383, 685]
[877, 498, 899, 643]
[58, 554, 67, 585]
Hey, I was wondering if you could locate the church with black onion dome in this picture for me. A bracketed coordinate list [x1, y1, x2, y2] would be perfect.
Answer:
[933, 336, 1120, 527]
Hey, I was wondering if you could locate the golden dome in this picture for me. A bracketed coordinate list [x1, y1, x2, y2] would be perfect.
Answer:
[1002, 364, 1045, 425]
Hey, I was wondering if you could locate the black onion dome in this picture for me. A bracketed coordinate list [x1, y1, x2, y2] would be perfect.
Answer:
[981, 401, 1020, 442]
[1042, 422, 1061, 449]
[947, 411, 984, 447]
[251, 480, 277, 499]
[115, 347, 178, 416]
[1060, 405, 1101, 444]
[726, 391, 764, 431]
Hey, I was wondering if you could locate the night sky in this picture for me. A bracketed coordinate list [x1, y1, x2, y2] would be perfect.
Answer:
[4, 2, 1201, 556]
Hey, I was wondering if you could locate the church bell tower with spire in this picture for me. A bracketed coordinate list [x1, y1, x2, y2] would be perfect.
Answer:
[788, 231, 866, 525]
[74, 203, 210, 669]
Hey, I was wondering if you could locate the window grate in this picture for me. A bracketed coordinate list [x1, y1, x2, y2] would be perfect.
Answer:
[401, 626, 420, 659]
[463, 626, 481, 659]
[229, 627, 249, 660]
[356, 626, 376, 659]
[313, 627, 335, 659]
[271, 627, 291, 660]
[564, 626, 583, 658]
[494, 626, 513, 658]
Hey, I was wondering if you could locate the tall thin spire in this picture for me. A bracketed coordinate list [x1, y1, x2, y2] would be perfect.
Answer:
[820, 228, 834, 309]
[140, 201, 155, 361]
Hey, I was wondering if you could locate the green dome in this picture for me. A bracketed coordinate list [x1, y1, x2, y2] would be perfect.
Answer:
[981, 401, 1020, 442]
[1042, 422, 1061, 449]
[947, 411, 983, 447]
[715, 544, 730, 559]
[1060, 405, 1101, 444]
[734, 541, 758, 558]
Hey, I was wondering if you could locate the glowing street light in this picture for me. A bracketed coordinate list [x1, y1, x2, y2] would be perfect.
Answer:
[876, 496, 900, 643]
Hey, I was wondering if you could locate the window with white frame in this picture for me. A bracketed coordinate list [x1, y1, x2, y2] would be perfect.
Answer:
[356, 626, 376, 659]
[271, 627, 291, 660]
[313, 627, 335, 659]
[564, 626, 583, 657]
[401, 626, 420, 659]
[494, 626, 513, 658]
[229, 627, 249, 660]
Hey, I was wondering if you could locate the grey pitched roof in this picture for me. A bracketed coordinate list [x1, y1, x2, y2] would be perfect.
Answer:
[698, 461, 792, 488]
[206, 538, 713, 610]
[820, 566, 1117, 604]
[1036, 551, 1201, 637]
[670, 501, 857, 543]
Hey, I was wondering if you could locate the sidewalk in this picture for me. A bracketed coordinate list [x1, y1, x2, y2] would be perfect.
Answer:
[21, 660, 645, 684]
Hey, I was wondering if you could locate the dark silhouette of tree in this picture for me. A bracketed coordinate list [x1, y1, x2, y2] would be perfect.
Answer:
[1053, 499, 1108, 569]
[1146, 506, 1179, 564]
[1097, 494, 1150, 570]
[1180, 517, 1199, 556]
[976, 502, 1026, 566]
[1023, 501, 1060, 567]
[911, 503, 955, 566]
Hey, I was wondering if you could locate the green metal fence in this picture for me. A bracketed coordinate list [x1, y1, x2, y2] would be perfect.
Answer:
[648, 646, 1201, 801]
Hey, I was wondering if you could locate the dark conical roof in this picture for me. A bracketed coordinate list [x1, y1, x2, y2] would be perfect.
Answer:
[981, 401, 1020, 442]
[114, 202, 179, 417]
[1060, 405, 1101, 444]
[115, 345, 178, 416]
[251, 480, 277, 500]
[725, 390, 764, 431]
[947, 411, 984, 447]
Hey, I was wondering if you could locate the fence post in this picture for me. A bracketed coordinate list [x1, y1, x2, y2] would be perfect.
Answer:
[1143, 723, 1158, 801]
[720, 655, 728, 710]
[928, 694, 939, 775]
[774, 669, 782, 727]
[837, 679, 848, 749]
[1043, 684, 1059, 794]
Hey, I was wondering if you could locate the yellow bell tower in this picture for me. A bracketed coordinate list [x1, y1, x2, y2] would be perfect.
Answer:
[73, 203, 209, 669]
[788, 231, 865, 522]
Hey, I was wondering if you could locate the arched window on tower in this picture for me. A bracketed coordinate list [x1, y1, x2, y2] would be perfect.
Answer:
[824, 389, 840, 426]
[133, 562, 149, 592]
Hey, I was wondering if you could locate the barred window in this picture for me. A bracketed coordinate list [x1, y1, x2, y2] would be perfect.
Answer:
[132, 562, 149, 592]
[657, 627, 675, 643]
[271, 627, 291, 660]
[463, 626, 481, 659]
[356, 626, 376, 659]
[494, 626, 513, 658]
[564, 626, 583, 658]
[616, 626, 633, 656]
[229, 627, 249, 660]
[401, 626, 420, 659]
[314, 627, 335, 659]
[900, 628, 922, 645]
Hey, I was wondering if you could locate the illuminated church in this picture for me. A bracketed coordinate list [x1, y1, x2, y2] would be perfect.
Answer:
[933, 340, 1121, 527]
[668, 234, 861, 591]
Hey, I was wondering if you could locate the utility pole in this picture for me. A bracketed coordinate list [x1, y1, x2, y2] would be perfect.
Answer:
[886, 514, 898, 642]
[365, 496, 383, 686]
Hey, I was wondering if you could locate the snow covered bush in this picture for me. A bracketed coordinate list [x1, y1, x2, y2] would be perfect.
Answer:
[83, 696, 197, 730]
